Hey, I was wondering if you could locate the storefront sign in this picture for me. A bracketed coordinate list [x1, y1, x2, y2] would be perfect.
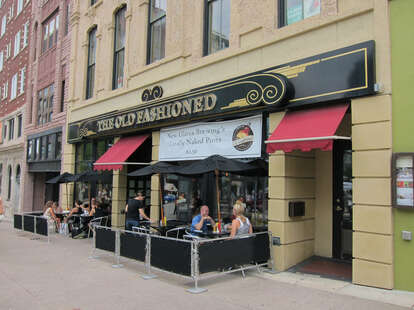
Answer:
[68, 41, 375, 143]
[159, 115, 262, 161]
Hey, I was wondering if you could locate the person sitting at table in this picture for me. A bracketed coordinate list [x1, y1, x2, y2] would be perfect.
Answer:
[229, 203, 252, 238]
[64, 200, 89, 223]
[191, 205, 215, 235]
[125, 192, 151, 231]
[53, 201, 63, 214]
[89, 198, 105, 219]
[43, 200, 61, 231]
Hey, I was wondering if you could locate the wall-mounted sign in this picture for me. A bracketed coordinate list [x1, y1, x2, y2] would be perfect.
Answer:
[393, 153, 414, 208]
[159, 115, 262, 161]
[68, 41, 375, 143]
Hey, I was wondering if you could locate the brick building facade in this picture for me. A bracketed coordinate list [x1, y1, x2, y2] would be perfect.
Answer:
[20, 0, 71, 212]
[0, 0, 31, 218]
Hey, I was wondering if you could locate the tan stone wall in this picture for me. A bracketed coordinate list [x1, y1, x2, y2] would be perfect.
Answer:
[351, 94, 393, 289]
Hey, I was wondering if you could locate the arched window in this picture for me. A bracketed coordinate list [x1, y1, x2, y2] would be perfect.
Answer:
[7, 165, 12, 200]
[16, 165, 21, 184]
[113, 5, 126, 90]
[86, 26, 97, 99]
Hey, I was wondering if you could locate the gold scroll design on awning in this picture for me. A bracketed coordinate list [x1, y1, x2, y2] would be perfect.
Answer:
[221, 73, 289, 110]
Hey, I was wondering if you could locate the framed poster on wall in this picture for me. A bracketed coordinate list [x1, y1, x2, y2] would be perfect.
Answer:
[392, 153, 414, 209]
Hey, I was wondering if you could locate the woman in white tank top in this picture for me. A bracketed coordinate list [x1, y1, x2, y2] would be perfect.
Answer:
[230, 203, 253, 238]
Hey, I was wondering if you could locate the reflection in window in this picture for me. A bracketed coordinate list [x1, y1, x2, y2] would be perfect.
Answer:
[205, 0, 230, 55]
[37, 84, 54, 125]
[113, 6, 126, 90]
[148, 0, 166, 64]
[7, 165, 12, 200]
[280, 0, 320, 26]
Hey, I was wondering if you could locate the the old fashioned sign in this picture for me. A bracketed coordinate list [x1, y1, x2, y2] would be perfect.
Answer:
[68, 40, 375, 143]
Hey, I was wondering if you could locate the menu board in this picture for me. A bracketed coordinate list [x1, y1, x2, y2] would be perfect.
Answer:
[395, 156, 414, 207]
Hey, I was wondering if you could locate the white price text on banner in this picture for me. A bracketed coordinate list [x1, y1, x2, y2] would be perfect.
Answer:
[159, 115, 262, 161]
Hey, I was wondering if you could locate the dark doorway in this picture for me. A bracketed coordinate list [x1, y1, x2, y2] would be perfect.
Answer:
[332, 140, 352, 260]
[45, 172, 59, 203]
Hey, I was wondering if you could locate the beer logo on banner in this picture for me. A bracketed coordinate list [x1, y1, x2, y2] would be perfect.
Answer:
[232, 124, 254, 151]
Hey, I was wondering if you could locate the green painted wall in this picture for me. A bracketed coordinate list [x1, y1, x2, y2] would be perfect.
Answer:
[391, 0, 414, 292]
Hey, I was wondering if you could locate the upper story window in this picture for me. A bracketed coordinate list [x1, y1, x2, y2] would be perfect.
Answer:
[147, 0, 166, 64]
[37, 84, 54, 125]
[278, 0, 321, 27]
[204, 0, 230, 56]
[8, 118, 14, 140]
[91, 0, 97, 5]
[10, 73, 18, 99]
[17, 114, 22, 137]
[0, 51, 3, 71]
[86, 27, 97, 99]
[113, 6, 126, 90]
[17, 0, 23, 15]
[23, 21, 29, 48]
[1, 15, 6, 36]
[14, 31, 21, 57]
[42, 13, 59, 53]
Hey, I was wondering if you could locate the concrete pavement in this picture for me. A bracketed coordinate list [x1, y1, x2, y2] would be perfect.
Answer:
[1, 220, 413, 310]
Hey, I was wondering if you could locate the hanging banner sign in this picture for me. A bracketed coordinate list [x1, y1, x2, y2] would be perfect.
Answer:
[159, 115, 262, 161]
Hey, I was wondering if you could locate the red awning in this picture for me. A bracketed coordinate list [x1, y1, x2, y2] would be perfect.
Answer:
[93, 135, 149, 171]
[266, 104, 349, 153]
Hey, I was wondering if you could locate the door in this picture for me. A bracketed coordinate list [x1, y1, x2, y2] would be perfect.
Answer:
[332, 140, 352, 260]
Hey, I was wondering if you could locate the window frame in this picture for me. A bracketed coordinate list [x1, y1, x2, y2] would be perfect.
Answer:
[112, 6, 126, 90]
[86, 27, 97, 99]
[278, 0, 321, 28]
[147, 0, 166, 65]
[8, 118, 14, 140]
[203, 0, 231, 56]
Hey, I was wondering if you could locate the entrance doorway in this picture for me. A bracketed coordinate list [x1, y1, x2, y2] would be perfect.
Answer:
[332, 140, 352, 260]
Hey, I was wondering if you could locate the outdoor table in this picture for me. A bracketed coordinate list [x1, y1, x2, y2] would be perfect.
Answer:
[150, 221, 184, 236]
[200, 230, 230, 239]
[55, 211, 70, 221]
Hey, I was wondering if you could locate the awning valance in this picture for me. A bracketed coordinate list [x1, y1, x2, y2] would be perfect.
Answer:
[93, 135, 149, 171]
[265, 104, 349, 153]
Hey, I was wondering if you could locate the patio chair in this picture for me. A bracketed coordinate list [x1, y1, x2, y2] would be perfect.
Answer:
[165, 226, 187, 239]
[132, 226, 151, 234]
[183, 228, 204, 240]
[88, 216, 109, 238]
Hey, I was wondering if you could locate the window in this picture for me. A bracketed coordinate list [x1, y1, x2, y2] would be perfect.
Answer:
[279, 0, 321, 27]
[7, 165, 11, 200]
[16, 165, 20, 185]
[147, 0, 166, 64]
[0, 163, 2, 194]
[8, 4, 14, 21]
[19, 67, 25, 94]
[41, 136, 47, 159]
[8, 118, 14, 140]
[91, 0, 97, 5]
[113, 6, 126, 90]
[27, 139, 33, 160]
[17, 114, 22, 137]
[11, 74, 18, 99]
[23, 22, 29, 48]
[56, 133, 62, 159]
[2, 81, 8, 99]
[47, 134, 54, 159]
[2, 123, 7, 140]
[37, 84, 54, 125]
[0, 51, 3, 71]
[60, 80, 65, 112]
[64, 0, 69, 35]
[35, 137, 40, 159]
[14, 31, 21, 56]
[6, 42, 11, 58]
[1, 15, 6, 36]
[17, 0, 23, 15]
[204, 0, 230, 56]
[86, 27, 96, 99]
[42, 13, 59, 53]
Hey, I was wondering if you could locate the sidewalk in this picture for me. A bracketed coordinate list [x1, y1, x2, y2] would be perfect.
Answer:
[1, 221, 413, 310]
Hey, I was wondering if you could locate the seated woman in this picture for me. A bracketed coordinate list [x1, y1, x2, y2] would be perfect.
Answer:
[229, 203, 253, 238]
[43, 200, 61, 231]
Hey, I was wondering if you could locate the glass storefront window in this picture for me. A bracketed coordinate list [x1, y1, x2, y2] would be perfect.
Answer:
[35, 138, 40, 159]
[27, 140, 33, 160]
[41, 136, 47, 159]
[56, 133, 62, 159]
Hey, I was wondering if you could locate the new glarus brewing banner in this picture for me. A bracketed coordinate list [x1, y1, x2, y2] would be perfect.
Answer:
[159, 115, 262, 161]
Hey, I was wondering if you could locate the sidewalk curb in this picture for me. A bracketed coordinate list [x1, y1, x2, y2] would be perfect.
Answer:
[258, 271, 414, 308]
